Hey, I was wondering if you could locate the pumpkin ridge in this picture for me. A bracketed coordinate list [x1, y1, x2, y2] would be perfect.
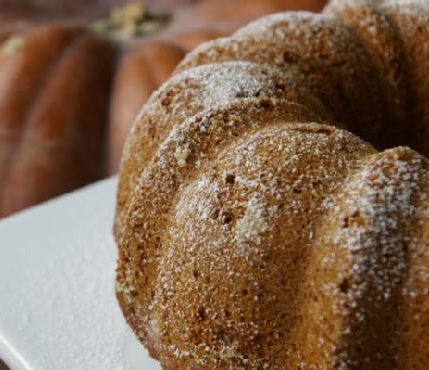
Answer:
[0, 25, 83, 208]
[0, 29, 119, 215]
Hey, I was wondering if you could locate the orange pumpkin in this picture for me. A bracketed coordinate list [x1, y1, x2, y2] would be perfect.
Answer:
[0, 0, 327, 217]
[0, 25, 116, 216]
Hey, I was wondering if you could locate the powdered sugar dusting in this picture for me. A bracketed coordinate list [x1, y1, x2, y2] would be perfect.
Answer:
[235, 194, 270, 245]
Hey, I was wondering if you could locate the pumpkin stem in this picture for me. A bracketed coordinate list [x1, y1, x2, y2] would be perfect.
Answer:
[90, 3, 171, 40]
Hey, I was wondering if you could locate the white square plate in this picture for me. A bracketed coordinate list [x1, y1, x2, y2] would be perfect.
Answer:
[0, 178, 160, 370]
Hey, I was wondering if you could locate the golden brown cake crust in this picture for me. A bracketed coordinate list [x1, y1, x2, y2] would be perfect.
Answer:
[116, 1, 429, 368]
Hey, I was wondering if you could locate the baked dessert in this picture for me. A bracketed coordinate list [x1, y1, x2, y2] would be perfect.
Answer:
[115, 0, 429, 368]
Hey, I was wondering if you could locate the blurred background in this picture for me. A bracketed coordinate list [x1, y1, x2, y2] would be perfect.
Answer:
[0, 0, 325, 219]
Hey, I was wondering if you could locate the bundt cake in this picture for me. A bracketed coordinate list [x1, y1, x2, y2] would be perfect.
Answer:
[115, 0, 429, 368]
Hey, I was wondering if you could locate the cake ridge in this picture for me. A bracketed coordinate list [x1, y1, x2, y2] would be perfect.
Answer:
[294, 146, 429, 368]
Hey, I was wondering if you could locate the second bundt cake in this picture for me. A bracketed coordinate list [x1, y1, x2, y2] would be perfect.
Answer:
[115, 0, 429, 368]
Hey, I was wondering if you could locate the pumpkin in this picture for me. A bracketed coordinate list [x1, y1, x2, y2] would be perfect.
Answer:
[0, 25, 116, 217]
[0, 0, 326, 217]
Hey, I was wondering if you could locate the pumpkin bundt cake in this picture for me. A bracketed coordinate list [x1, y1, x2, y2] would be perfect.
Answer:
[115, 0, 429, 368]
